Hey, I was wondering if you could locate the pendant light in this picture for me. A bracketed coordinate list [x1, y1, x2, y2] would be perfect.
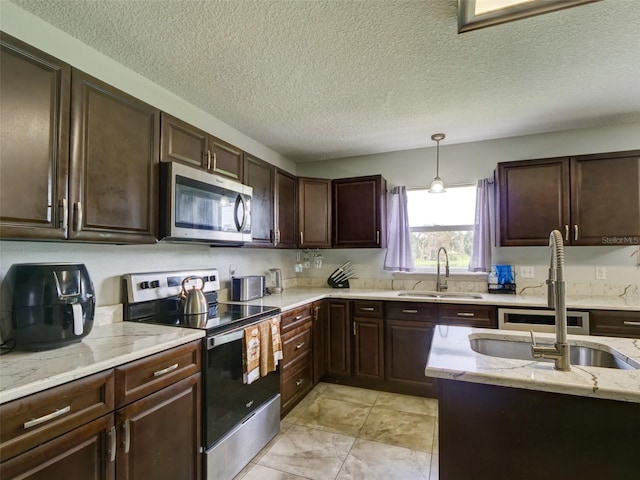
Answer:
[428, 133, 446, 193]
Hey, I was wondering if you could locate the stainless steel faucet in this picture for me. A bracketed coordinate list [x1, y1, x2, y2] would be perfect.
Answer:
[436, 247, 449, 292]
[530, 230, 571, 371]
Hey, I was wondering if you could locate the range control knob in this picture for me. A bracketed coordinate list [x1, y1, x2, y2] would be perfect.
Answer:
[150, 280, 160, 288]
[139, 281, 150, 290]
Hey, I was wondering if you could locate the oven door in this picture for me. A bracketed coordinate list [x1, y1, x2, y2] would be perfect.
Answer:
[203, 324, 280, 449]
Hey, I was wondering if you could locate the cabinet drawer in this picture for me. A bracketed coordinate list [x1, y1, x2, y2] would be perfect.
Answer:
[590, 310, 640, 338]
[282, 324, 312, 368]
[281, 304, 313, 333]
[115, 340, 201, 408]
[353, 300, 384, 318]
[0, 369, 114, 462]
[281, 352, 313, 409]
[385, 302, 437, 321]
[438, 304, 497, 328]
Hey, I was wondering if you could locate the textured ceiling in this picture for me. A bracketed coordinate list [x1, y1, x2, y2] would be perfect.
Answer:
[9, 0, 640, 162]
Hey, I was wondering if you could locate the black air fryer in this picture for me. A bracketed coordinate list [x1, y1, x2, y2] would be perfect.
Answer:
[1, 263, 96, 351]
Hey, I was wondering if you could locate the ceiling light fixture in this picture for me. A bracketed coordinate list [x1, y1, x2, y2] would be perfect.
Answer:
[428, 133, 446, 194]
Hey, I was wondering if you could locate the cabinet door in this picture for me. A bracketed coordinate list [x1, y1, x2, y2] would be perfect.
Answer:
[298, 177, 331, 248]
[209, 135, 243, 181]
[497, 158, 570, 246]
[325, 300, 351, 376]
[244, 153, 275, 246]
[69, 70, 159, 243]
[313, 302, 326, 384]
[274, 168, 297, 248]
[160, 112, 206, 169]
[570, 151, 640, 245]
[385, 319, 436, 392]
[0, 33, 70, 240]
[0, 414, 115, 480]
[353, 317, 384, 381]
[116, 374, 201, 480]
[333, 175, 387, 248]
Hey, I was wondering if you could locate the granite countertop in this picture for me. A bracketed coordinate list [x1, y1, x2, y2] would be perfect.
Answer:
[0, 322, 204, 404]
[425, 325, 640, 403]
[241, 287, 640, 312]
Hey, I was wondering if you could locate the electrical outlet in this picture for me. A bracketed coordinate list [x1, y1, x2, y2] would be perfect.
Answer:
[520, 266, 535, 279]
[595, 266, 606, 280]
[229, 264, 237, 277]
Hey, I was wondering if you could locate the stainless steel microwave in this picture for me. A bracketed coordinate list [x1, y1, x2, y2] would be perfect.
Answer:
[160, 162, 252, 244]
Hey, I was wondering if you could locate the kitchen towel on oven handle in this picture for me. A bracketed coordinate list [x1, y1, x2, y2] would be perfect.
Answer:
[243, 324, 261, 384]
[259, 316, 282, 377]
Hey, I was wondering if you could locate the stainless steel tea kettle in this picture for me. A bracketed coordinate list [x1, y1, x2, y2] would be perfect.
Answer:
[180, 276, 208, 316]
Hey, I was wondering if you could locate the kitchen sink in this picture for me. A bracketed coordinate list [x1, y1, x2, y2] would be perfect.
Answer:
[469, 336, 639, 370]
[397, 291, 483, 300]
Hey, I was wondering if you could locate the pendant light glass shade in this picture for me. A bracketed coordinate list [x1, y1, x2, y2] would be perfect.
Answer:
[428, 133, 446, 193]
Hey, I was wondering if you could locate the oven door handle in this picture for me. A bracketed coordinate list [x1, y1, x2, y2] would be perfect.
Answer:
[208, 329, 245, 349]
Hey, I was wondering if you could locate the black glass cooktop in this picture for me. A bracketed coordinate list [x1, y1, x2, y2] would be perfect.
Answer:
[126, 300, 280, 336]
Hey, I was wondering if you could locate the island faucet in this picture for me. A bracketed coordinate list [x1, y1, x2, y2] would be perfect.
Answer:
[530, 230, 571, 371]
[436, 247, 449, 292]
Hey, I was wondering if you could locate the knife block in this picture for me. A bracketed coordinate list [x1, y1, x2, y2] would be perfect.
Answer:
[327, 271, 350, 289]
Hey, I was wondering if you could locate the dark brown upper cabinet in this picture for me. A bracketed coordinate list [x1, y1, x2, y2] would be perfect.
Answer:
[497, 150, 640, 246]
[243, 153, 275, 246]
[332, 175, 387, 248]
[298, 177, 331, 248]
[0, 34, 158, 244]
[69, 70, 159, 244]
[274, 168, 297, 248]
[0, 33, 70, 240]
[160, 112, 242, 181]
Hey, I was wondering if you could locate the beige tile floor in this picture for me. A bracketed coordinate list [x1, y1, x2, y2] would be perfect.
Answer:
[234, 383, 439, 480]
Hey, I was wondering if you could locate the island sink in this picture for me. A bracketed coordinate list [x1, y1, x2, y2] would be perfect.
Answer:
[469, 335, 639, 370]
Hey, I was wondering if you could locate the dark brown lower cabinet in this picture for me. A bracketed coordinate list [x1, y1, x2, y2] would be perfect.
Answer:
[353, 317, 384, 381]
[115, 374, 201, 480]
[438, 379, 640, 480]
[324, 300, 351, 377]
[0, 414, 115, 480]
[385, 319, 437, 396]
[589, 309, 640, 338]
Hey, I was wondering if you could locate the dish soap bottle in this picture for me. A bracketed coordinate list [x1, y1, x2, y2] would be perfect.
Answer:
[487, 268, 499, 292]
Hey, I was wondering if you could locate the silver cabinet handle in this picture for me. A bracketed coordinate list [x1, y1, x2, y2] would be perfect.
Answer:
[275, 229, 281, 246]
[296, 379, 304, 387]
[213, 151, 217, 171]
[376, 230, 380, 245]
[74, 202, 82, 232]
[574, 224, 579, 241]
[295, 342, 305, 350]
[123, 419, 131, 454]
[24, 405, 71, 429]
[623, 321, 640, 326]
[107, 425, 116, 463]
[300, 231, 304, 245]
[456, 312, 475, 317]
[402, 309, 418, 314]
[295, 315, 304, 320]
[153, 363, 178, 377]
[207, 150, 212, 170]
[353, 321, 356, 336]
[360, 307, 375, 312]
[59, 198, 68, 231]
[564, 224, 569, 241]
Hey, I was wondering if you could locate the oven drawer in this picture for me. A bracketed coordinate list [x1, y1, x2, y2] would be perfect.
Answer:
[281, 352, 313, 412]
[281, 304, 313, 334]
[282, 324, 312, 368]
[0, 369, 114, 462]
[115, 340, 201, 408]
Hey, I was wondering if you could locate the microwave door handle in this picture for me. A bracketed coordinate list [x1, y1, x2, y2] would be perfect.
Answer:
[234, 195, 246, 232]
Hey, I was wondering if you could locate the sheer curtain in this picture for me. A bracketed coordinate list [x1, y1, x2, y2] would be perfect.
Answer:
[469, 178, 493, 272]
[384, 186, 415, 272]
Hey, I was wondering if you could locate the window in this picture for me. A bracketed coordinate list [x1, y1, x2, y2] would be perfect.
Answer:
[407, 185, 477, 271]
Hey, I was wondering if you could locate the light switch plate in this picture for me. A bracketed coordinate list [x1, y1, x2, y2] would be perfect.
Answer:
[595, 266, 606, 280]
[520, 266, 535, 279]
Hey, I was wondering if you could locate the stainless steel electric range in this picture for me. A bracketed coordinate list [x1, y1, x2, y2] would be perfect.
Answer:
[123, 269, 281, 480]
